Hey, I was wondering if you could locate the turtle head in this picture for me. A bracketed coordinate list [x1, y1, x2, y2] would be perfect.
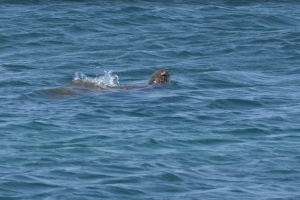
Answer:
[148, 70, 171, 85]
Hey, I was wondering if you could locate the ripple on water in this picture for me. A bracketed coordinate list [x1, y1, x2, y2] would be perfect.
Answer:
[1, 64, 36, 72]
[0, 80, 31, 88]
[0, 179, 59, 199]
[208, 98, 262, 110]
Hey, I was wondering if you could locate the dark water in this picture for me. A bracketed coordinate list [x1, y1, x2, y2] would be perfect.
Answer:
[1, 1, 300, 199]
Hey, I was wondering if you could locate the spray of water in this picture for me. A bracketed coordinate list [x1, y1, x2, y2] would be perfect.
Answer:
[73, 70, 120, 88]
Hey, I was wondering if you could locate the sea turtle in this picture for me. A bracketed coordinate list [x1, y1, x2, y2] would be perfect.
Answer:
[38, 69, 171, 96]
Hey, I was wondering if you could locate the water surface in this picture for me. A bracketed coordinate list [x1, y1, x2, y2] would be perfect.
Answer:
[1, 1, 300, 199]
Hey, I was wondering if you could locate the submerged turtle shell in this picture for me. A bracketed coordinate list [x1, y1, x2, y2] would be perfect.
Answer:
[148, 70, 171, 85]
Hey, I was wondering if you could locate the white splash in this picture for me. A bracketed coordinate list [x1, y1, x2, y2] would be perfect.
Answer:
[73, 70, 120, 88]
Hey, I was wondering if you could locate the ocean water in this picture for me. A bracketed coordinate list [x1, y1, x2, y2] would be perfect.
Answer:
[1, 1, 300, 199]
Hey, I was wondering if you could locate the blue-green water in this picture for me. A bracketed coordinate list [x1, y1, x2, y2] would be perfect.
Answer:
[1, 1, 300, 199]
